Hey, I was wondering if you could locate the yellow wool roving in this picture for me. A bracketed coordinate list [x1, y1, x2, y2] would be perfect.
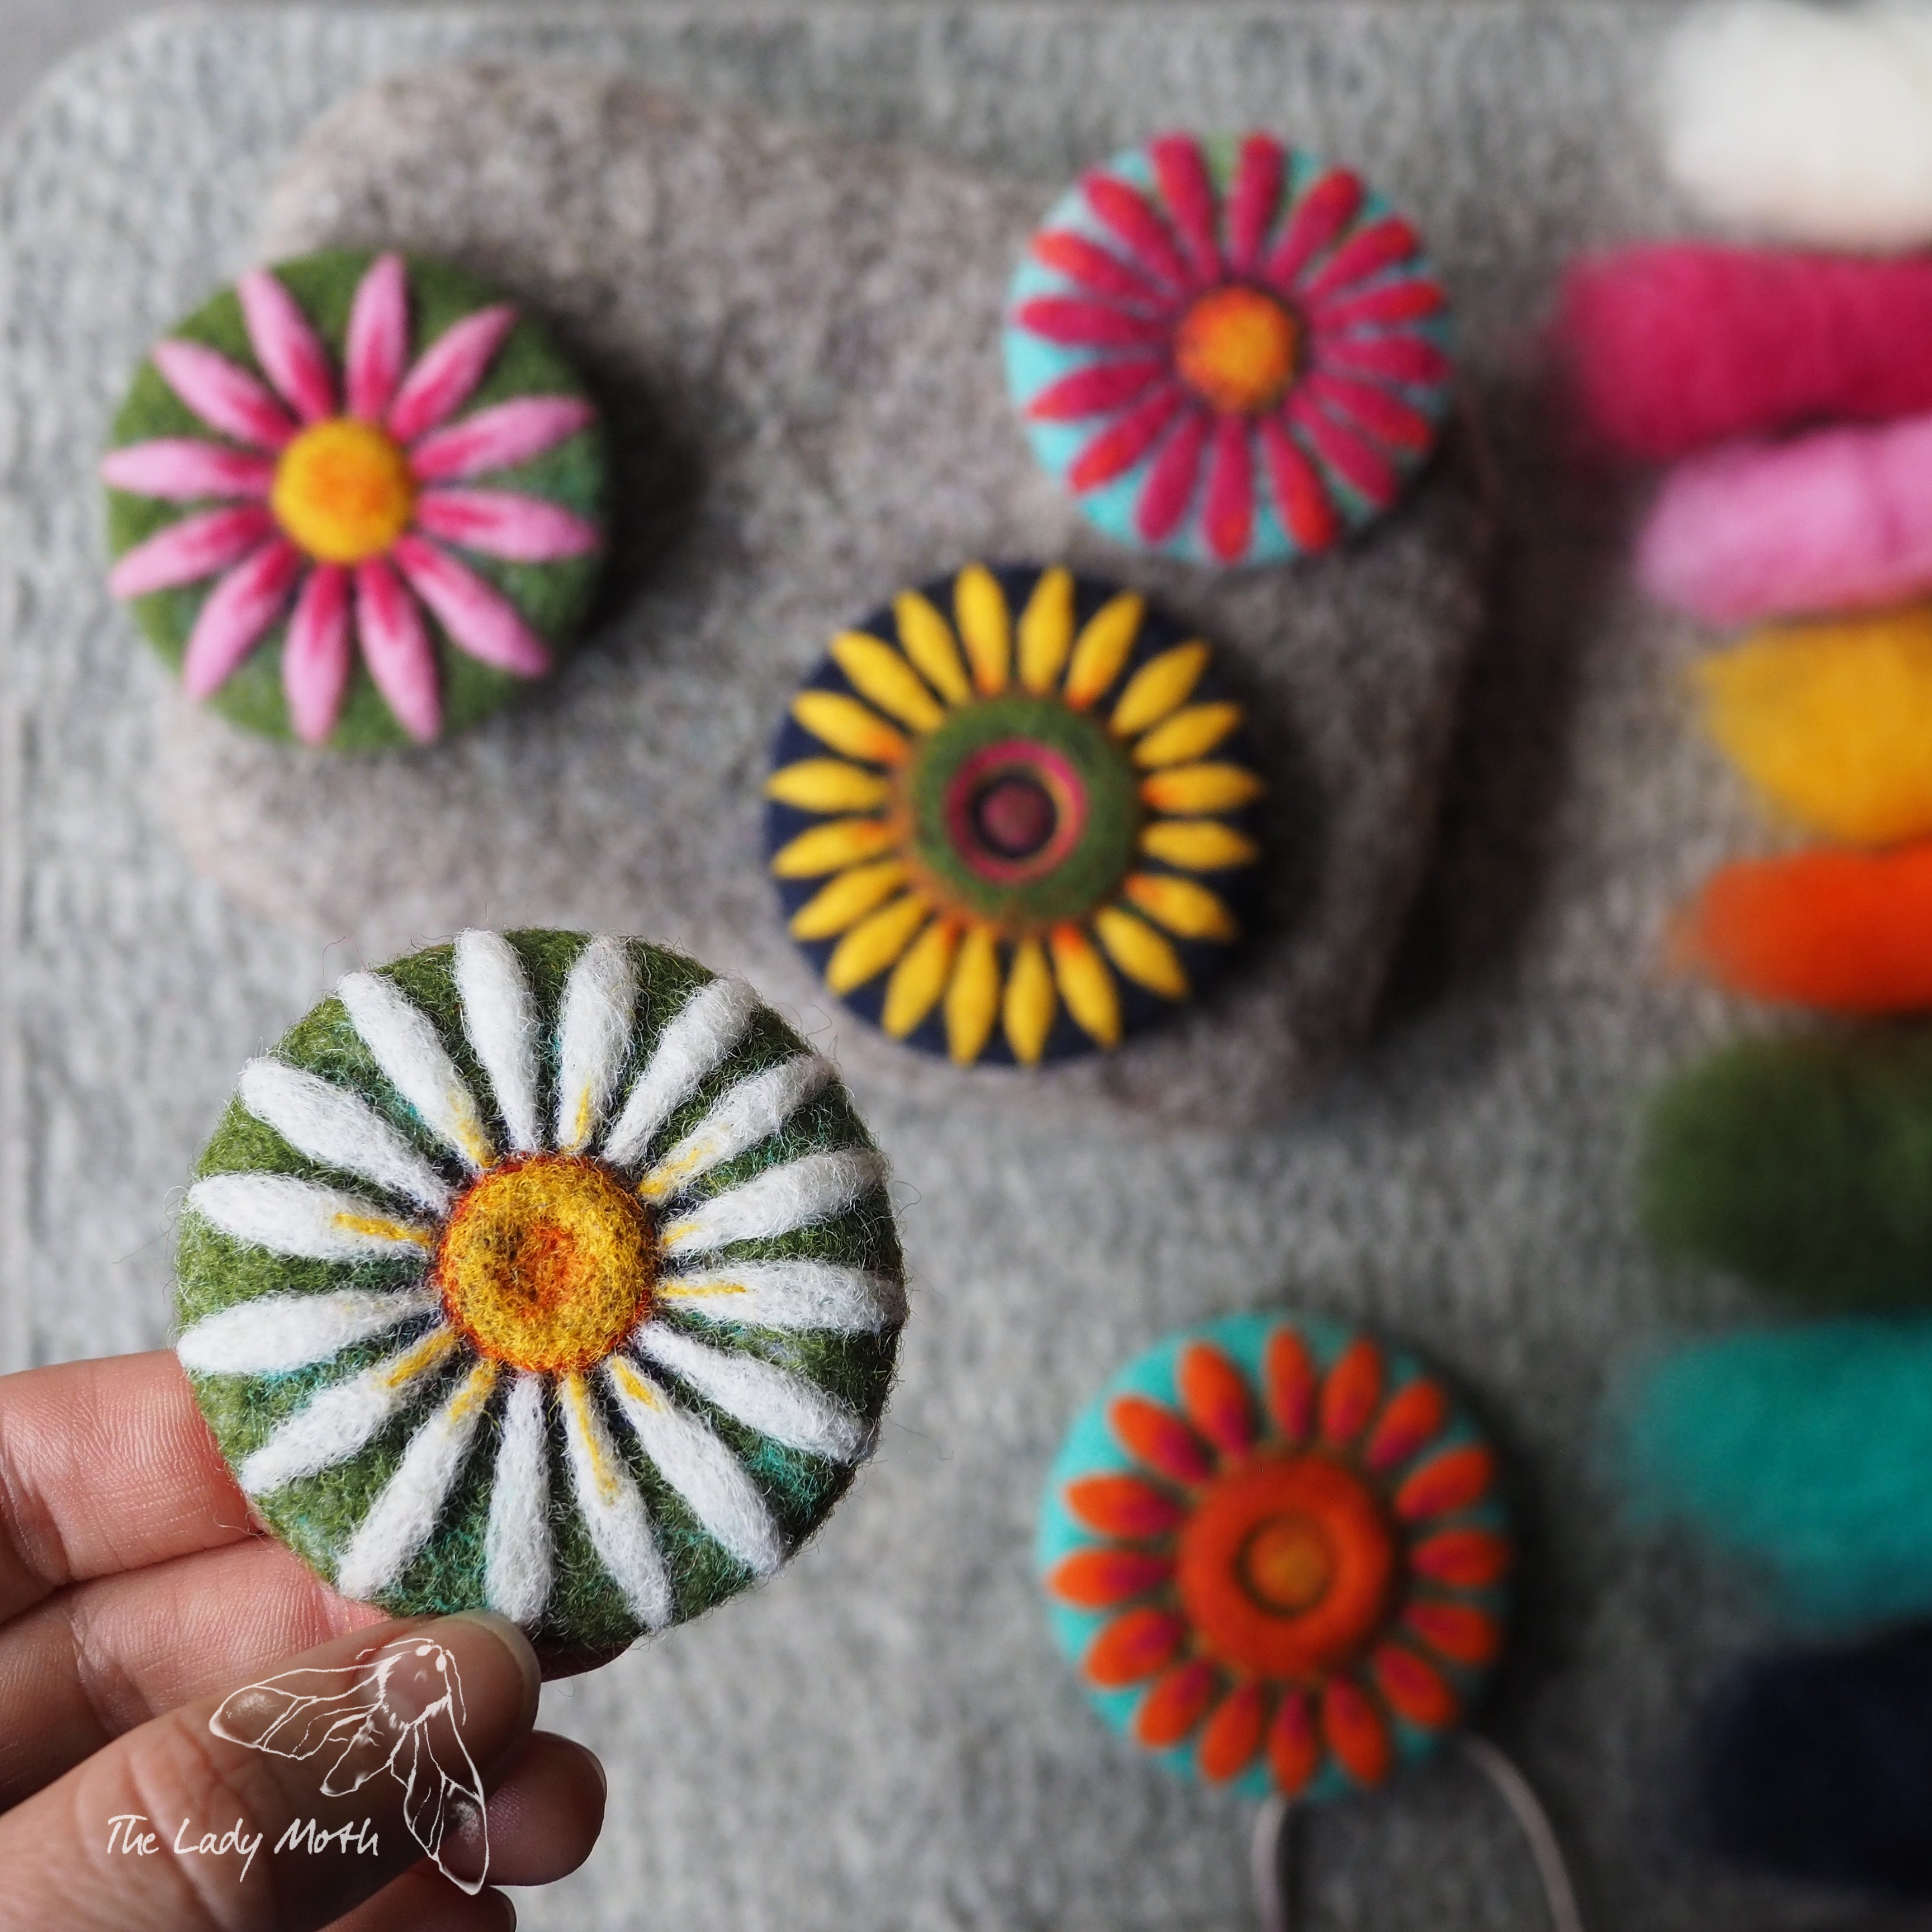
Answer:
[1696, 609, 1932, 845]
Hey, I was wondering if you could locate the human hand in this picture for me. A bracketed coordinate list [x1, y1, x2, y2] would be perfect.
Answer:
[0, 1350, 607, 1929]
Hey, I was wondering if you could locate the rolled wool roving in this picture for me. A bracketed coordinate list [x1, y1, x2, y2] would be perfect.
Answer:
[173, 931, 905, 1654]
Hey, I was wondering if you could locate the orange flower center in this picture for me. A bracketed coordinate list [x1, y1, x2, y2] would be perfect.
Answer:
[272, 418, 416, 563]
[1172, 285, 1301, 415]
[435, 1154, 654, 1374]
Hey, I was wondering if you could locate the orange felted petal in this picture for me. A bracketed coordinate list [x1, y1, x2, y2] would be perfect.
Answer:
[1267, 1687, 1322, 1796]
[1110, 1395, 1216, 1486]
[1409, 1528, 1514, 1590]
[1177, 1342, 1256, 1457]
[1086, 1607, 1188, 1687]
[1047, 1548, 1175, 1609]
[1395, 1445, 1497, 1523]
[1404, 1599, 1504, 1668]
[1371, 1643, 1461, 1731]
[1265, 1327, 1319, 1444]
[1134, 1659, 1220, 1747]
[1323, 1677, 1394, 1787]
[1320, 1337, 1385, 1446]
[1365, 1379, 1449, 1472]
[1064, 1474, 1187, 1540]
[1198, 1679, 1269, 1782]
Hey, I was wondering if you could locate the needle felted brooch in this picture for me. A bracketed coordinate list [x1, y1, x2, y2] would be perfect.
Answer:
[173, 931, 903, 1652]
[1004, 132, 1452, 565]
[765, 562, 1264, 1066]
[104, 251, 605, 749]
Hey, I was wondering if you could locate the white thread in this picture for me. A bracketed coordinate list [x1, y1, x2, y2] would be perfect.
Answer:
[338, 969, 496, 1173]
[636, 1323, 872, 1463]
[553, 937, 638, 1156]
[187, 1172, 435, 1262]
[238, 1057, 453, 1215]
[638, 1055, 833, 1203]
[657, 1259, 906, 1334]
[238, 1325, 459, 1495]
[605, 1357, 785, 1575]
[558, 1370, 673, 1628]
[177, 1286, 439, 1375]
[454, 930, 543, 1154]
[599, 976, 761, 1172]
[334, 1358, 499, 1599]
[484, 1371, 553, 1626]
[660, 1147, 888, 1256]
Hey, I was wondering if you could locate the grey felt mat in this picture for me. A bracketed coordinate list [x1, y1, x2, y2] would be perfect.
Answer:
[0, 6, 1893, 1931]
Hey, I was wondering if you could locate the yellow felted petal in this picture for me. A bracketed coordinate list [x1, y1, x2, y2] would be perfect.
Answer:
[789, 859, 909, 939]
[1017, 565, 1076, 693]
[893, 590, 972, 705]
[1049, 924, 1121, 1049]
[1142, 763, 1267, 813]
[792, 691, 911, 766]
[765, 757, 893, 814]
[1093, 903, 1191, 1000]
[1003, 936, 1057, 1064]
[1139, 818, 1262, 871]
[882, 916, 959, 1037]
[830, 631, 946, 733]
[945, 924, 1002, 1064]
[771, 816, 898, 878]
[954, 563, 1012, 695]
[1111, 642, 1210, 738]
[1063, 591, 1145, 709]
[1696, 614, 1932, 845]
[826, 892, 931, 992]
[1133, 702, 1243, 768]
[1123, 872, 1240, 942]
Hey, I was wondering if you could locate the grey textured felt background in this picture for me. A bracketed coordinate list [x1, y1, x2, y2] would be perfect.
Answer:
[0, 7, 1900, 1930]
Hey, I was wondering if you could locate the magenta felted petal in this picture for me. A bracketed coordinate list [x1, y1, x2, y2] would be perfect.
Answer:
[391, 535, 552, 679]
[345, 253, 410, 424]
[413, 489, 601, 564]
[181, 541, 304, 697]
[282, 564, 353, 745]
[388, 306, 519, 445]
[150, 342, 297, 452]
[100, 439, 275, 502]
[408, 397, 596, 482]
[107, 504, 279, 599]
[353, 556, 442, 742]
[238, 269, 338, 424]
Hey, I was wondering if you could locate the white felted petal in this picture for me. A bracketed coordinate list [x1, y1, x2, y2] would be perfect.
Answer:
[605, 1357, 785, 1575]
[657, 1260, 906, 1335]
[177, 1286, 440, 1375]
[484, 1371, 553, 1626]
[599, 976, 762, 1171]
[238, 1057, 453, 1215]
[638, 1055, 833, 1204]
[454, 930, 543, 1154]
[558, 1370, 672, 1628]
[553, 937, 638, 1156]
[338, 969, 496, 1173]
[334, 1358, 499, 1600]
[187, 1172, 435, 1262]
[636, 1323, 872, 1463]
[659, 1148, 888, 1257]
[238, 1325, 462, 1496]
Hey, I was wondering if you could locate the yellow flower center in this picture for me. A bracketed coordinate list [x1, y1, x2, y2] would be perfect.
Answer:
[1172, 285, 1301, 415]
[271, 418, 417, 564]
[435, 1154, 654, 1375]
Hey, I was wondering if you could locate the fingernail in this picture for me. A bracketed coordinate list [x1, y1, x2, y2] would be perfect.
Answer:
[444, 1609, 542, 1718]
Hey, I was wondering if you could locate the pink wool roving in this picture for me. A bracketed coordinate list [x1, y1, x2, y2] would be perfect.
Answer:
[1556, 244, 1932, 460]
[1639, 414, 1932, 624]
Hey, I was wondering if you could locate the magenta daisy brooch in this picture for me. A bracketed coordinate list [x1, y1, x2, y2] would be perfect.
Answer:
[1004, 134, 1452, 566]
[103, 250, 605, 749]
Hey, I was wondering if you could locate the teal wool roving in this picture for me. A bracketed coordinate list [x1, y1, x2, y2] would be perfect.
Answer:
[174, 931, 905, 1655]
[1616, 1320, 1932, 1625]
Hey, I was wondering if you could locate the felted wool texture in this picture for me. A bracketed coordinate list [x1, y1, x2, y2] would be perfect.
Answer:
[1642, 1029, 1932, 1306]
[1662, 0, 1932, 252]
[150, 64, 1491, 1134]
[1554, 244, 1932, 461]
[175, 930, 904, 1653]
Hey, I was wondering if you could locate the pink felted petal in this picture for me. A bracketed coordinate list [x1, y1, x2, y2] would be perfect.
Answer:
[1311, 276, 1447, 331]
[1301, 216, 1424, 304]
[413, 489, 600, 563]
[1299, 371, 1436, 452]
[1135, 408, 1211, 543]
[1259, 416, 1342, 552]
[107, 504, 278, 599]
[1025, 357, 1168, 423]
[1318, 331, 1451, 386]
[1202, 416, 1255, 562]
[1068, 386, 1185, 491]
[1266, 169, 1365, 292]
[346, 253, 410, 424]
[388, 305, 518, 445]
[282, 563, 352, 745]
[1149, 133, 1223, 283]
[100, 439, 274, 501]
[1083, 173, 1192, 289]
[1227, 135, 1286, 274]
[236, 269, 337, 424]
[1029, 231, 1169, 309]
[1013, 297, 1171, 350]
[408, 396, 597, 482]
[391, 534, 552, 678]
[353, 555, 443, 742]
[150, 342, 296, 452]
[1289, 393, 1400, 507]
[180, 540, 303, 698]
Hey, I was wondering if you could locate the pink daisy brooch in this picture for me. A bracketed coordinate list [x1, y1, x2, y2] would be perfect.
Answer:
[1004, 134, 1452, 566]
[103, 250, 605, 749]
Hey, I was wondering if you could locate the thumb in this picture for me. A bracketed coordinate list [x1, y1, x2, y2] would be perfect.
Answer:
[0, 1611, 540, 1932]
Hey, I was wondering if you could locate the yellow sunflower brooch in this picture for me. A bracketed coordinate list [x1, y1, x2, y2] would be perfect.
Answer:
[764, 563, 1266, 1065]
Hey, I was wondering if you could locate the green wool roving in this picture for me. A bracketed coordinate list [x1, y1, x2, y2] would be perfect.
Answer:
[174, 930, 904, 1654]
[1641, 1030, 1932, 1305]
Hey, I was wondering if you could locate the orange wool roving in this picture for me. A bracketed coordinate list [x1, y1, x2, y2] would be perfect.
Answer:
[1674, 846, 1932, 1012]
